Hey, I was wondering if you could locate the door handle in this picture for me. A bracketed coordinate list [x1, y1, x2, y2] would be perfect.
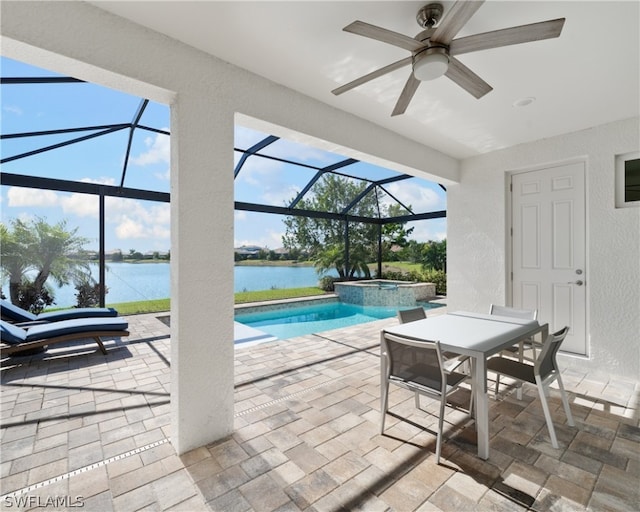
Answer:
[567, 280, 584, 286]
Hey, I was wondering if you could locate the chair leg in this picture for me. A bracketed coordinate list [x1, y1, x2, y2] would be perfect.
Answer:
[380, 381, 389, 434]
[436, 396, 445, 464]
[556, 374, 575, 427]
[515, 342, 524, 400]
[536, 381, 559, 448]
[94, 336, 107, 355]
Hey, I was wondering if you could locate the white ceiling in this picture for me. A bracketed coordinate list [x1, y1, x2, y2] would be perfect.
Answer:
[90, 1, 639, 159]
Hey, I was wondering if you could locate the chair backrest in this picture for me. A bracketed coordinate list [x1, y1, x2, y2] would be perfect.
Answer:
[489, 304, 538, 321]
[535, 326, 570, 379]
[1, 319, 28, 344]
[1, 299, 36, 322]
[382, 332, 445, 392]
[397, 307, 426, 324]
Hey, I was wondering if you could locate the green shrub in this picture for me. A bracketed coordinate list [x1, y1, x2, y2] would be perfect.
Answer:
[381, 268, 446, 295]
[421, 269, 447, 295]
[318, 276, 337, 292]
[74, 281, 106, 308]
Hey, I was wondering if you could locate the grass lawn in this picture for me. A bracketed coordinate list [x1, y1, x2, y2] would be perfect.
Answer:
[95, 287, 327, 314]
[375, 261, 423, 273]
[234, 287, 327, 304]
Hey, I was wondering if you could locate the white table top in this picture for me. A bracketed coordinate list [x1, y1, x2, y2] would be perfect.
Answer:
[382, 311, 542, 358]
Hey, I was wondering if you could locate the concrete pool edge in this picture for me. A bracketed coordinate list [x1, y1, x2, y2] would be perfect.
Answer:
[234, 294, 339, 315]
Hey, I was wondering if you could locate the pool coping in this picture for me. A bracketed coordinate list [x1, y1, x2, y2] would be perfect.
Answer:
[234, 294, 339, 315]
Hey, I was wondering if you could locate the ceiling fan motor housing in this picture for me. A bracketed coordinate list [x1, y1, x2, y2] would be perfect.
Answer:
[416, 3, 444, 28]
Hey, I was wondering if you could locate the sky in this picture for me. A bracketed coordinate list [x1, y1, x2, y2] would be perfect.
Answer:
[1, 56, 446, 254]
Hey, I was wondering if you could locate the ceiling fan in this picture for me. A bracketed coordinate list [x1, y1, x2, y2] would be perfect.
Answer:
[332, 1, 565, 116]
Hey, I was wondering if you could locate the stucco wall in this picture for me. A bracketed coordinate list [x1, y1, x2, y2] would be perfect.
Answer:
[0, 1, 458, 453]
[448, 117, 640, 379]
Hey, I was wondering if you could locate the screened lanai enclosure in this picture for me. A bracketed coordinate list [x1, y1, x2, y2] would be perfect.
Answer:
[1, 56, 446, 309]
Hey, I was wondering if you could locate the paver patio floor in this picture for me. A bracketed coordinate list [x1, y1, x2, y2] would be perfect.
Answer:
[1, 310, 638, 511]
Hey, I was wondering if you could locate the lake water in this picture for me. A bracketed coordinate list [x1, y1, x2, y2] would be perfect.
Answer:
[44, 263, 331, 307]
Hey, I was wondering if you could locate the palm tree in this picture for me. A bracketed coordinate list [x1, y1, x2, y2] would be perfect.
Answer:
[1, 217, 92, 311]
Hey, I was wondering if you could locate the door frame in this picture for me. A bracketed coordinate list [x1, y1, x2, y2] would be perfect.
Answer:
[506, 156, 590, 358]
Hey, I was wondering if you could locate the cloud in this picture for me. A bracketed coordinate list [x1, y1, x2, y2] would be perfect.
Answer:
[108, 201, 170, 242]
[3, 105, 23, 116]
[385, 182, 445, 212]
[81, 177, 116, 186]
[235, 156, 304, 206]
[131, 131, 170, 166]
[236, 154, 284, 187]
[5, 185, 170, 244]
[7, 187, 59, 207]
[154, 168, 170, 181]
[407, 219, 447, 243]
[115, 216, 146, 239]
[61, 193, 99, 218]
[263, 184, 300, 207]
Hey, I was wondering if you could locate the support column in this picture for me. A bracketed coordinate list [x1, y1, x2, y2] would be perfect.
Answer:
[170, 97, 235, 454]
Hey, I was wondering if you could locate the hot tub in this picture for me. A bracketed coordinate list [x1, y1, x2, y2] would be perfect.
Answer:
[334, 279, 436, 307]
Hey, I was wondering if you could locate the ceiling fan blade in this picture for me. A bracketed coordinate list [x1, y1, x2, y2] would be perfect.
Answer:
[431, 0, 485, 45]
[332, 57, 412, 96]
[445, 57, 493, 99]
[391, 74, 421, 116]
[343, 21, 425, 52]
[450, 18, 566, 56]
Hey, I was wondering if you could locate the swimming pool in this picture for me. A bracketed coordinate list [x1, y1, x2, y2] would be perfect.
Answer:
[234, 301, 442, 340]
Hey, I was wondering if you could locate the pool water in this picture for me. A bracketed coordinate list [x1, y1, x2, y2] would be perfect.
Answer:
[235, 302, 442, 340]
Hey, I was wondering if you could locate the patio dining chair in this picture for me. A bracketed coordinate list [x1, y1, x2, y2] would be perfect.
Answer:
[397, 307, 427, 324]
[381, 331, 473, 464]
[487, 326, 574, 448]
[489, 304, 539, 398]
[398, 307, 470, 372]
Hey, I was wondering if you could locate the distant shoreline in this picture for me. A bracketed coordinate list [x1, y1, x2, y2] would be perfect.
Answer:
[234, 260, 314, 267]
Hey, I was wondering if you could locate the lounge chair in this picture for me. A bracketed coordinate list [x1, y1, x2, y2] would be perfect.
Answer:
[1, 317, 129, 356]
[1, 299, 117, 324]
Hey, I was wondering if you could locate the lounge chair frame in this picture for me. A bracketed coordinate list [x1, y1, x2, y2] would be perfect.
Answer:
[1, 330, 130, 357]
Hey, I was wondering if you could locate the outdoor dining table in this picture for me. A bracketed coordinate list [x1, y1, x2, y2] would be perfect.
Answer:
[381, 310, 548, 460]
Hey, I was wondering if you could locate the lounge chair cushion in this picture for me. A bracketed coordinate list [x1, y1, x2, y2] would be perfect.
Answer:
[1, 318, 129, 346]
[1, 321, 27, 345]
[1, 300, 118, 323]
[24, 318, 129, 341]
[35, 308, 118, 322]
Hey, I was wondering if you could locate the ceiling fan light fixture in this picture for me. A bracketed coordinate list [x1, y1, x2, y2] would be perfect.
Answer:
[413, 47, 449, 81]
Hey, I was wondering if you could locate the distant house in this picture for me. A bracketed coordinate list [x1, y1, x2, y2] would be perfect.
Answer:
[234, 245, 266, 259]
[106, 249, 123, 261]
[144, 250, 170, 260]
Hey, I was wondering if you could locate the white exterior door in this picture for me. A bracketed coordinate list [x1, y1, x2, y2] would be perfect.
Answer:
[511, 161, 587, 355]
